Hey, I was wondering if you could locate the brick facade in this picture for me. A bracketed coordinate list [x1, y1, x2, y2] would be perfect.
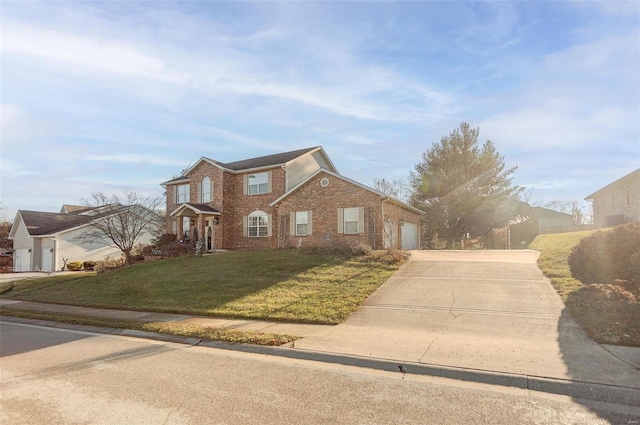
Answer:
[163, 149, 423, 251]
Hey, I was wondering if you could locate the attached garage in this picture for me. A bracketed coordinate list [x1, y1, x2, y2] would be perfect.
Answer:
[14, 248, 31, 272]
[401, 221, 418, 250]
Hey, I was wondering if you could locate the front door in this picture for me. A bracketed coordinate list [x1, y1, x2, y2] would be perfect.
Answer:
[206, 219, 214, 251]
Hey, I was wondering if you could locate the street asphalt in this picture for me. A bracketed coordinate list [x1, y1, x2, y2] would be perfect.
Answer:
[1, 249, 639, 406]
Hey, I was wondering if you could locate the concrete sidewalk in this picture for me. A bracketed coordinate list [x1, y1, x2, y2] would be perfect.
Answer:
[0, 299, 332, 338]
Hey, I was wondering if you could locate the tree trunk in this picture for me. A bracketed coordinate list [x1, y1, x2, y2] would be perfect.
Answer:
[124, 250, 133, 265]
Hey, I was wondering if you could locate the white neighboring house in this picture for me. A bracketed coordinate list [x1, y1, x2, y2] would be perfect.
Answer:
[9, 204, 159, 272]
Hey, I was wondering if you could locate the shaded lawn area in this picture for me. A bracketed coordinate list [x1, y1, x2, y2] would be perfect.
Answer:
[1, 250, 401, 325]
[530, 230, 640, 347]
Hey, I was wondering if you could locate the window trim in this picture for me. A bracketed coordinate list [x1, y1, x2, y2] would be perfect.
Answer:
[245, 210, 271, 238]
[338, 207, 364, 235]
[201, 176, 212, 203]
[343, 207, 359, 234]
[247, 172, 270, 196]
[291, 211, 312, 236]
[176, 184, 190, 204]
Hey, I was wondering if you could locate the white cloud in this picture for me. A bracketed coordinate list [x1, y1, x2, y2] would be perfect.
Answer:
[1, 22, 184, 83]
[85, 154, 189, 167]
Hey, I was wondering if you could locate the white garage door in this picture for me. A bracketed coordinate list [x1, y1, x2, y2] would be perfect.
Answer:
[401, 222, 417, 250]
[42, 248, 53, 272]
[15, 249, 31, 272]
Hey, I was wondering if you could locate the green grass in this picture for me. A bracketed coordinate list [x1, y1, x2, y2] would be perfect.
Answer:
[529, 230, 596, 300]
[0, 308, 296, 346]
[1, 250, 400, 325]
[530, 229, 640, 347]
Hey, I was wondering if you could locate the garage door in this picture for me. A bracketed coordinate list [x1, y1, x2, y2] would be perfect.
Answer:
[15, 249, 31, 272]
[401, 222, 417, 250]
[42, 248, 53, 272]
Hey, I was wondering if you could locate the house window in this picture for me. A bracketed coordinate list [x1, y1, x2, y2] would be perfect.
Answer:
[202, 176, 211, 203]
[296, 211, 309, 236]
[625, 185, 631, 207]
[344, 207, 360, 234]
[248, 172, 269, 195]
[177, 184, 190, 203]
[248, 211, 269, 237]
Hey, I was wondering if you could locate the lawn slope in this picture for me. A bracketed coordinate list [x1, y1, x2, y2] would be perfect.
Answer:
[2, 250, 401, 325]
[530, 231, 640, 346]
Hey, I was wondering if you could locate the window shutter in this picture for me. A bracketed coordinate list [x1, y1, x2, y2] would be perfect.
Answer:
[337, 208, 344, 234]
[243, 175, 248, 196]
[290, 212, 296, 235]
[197, 182, 202, 203]
[267, 214, 273, 237]
[307, 211, 313, 235]
[358, 207, 365, 234]
[243, 216, 248, 237]
[267, 171, 272, 193]
[210, 180, 214, 201]
[172, 186, 176, 204]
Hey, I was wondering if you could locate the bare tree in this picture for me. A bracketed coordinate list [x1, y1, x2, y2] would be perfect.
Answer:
[543, 200, 586, 225]
[77, 190, 163, 265]
[0, 202, 12, 252]
[373, 177, 410, 202]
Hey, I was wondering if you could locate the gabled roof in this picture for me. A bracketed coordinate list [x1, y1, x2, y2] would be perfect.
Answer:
[162, 146, 337, 185]
[531, 206, 573, 219]
[169, 203, 221, 217]
[13, 210, 96, 236]
[270, 168, 425, 215]
[220, 147, 320, 171]
[60, 204, 90, 214]
[585, 168, 640, 200]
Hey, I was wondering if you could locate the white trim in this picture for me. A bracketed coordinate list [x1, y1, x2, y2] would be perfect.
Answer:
[169, 204, 220, 217]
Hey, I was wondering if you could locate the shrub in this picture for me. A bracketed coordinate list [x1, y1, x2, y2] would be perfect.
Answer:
[351, 243, 372, 256]
[568, 224, 640, 284]
[82, 261, 97, 271]
[66, 261, 83, 271]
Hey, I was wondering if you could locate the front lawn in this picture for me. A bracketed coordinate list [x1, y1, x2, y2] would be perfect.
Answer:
[1, 250, 401, 325]
[530, 230, 640, 347]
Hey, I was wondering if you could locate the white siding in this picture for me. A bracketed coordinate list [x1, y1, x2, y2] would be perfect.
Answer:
[286, 154, 323, 190]
[11, 218, 33, 251]
[55, 227, 123, 270]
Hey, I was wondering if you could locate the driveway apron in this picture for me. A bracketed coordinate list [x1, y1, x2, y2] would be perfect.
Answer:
[294, 250, 640, 388]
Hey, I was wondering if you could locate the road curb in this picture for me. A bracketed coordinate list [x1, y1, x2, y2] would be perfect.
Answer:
[3, 315, 640, 407]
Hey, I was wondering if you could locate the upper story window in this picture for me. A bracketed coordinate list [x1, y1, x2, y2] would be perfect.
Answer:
[177, 184, 190, 203]
[201, 176, 211, 203]
[248, 172, 269, 195]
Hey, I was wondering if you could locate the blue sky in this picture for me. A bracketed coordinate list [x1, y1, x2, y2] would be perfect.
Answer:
[1, 1, 639, 218]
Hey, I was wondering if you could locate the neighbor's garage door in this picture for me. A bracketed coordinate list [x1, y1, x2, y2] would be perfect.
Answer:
[401, 222, 417, 250]
[14, 249, 31, 272]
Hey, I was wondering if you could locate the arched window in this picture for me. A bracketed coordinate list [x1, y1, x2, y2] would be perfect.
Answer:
[201, 176, 211, 203]
[247, 210, 268, 237]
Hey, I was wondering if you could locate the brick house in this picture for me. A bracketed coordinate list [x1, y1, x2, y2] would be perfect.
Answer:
[162, 147, 423, 251]
[585, 168, 640, 228]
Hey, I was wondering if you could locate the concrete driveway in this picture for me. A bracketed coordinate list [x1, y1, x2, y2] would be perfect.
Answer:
[295, 250, 640, 388]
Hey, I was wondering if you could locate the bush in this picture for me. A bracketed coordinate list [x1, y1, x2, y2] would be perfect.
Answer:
[66, 261, 83, 271]
[351, 243, 372, 256]
[82, 261, 97, 271]
[568, 224, 640, 284]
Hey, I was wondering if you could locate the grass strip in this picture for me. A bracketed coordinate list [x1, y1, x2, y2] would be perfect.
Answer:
[0, 307, 297, 346]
